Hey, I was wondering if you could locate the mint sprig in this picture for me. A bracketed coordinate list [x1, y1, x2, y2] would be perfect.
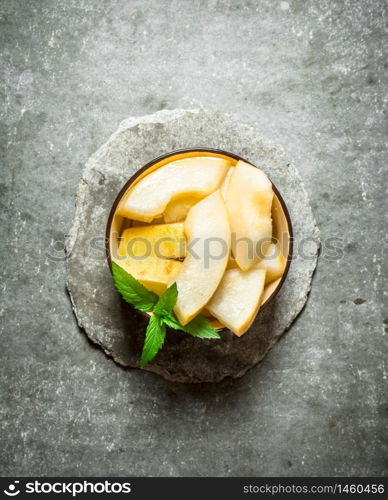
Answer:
[111, 262, 221, 366]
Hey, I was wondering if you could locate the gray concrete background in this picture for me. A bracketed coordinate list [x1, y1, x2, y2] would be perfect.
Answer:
[0, 0, 386, 476]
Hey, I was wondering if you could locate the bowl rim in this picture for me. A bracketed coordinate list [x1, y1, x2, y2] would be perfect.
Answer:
[105, 147, 293, 331]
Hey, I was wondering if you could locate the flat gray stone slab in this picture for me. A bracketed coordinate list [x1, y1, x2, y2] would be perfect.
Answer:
[66, 109, 319, 382]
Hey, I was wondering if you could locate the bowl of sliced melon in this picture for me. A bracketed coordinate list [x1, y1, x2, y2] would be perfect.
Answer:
[106, 148, 293, 337]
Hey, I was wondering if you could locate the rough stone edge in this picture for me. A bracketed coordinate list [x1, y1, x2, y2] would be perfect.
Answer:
[65, 109, 320, 383]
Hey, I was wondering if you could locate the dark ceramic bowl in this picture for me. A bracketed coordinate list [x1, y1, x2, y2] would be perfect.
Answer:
[106, 148, 293, 330]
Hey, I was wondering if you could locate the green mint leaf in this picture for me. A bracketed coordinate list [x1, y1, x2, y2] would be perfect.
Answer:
[111, 261, 158, 312]
[153, 282, 178, 316]
[182, 314, 221, 339]
[161, 311, 183, 330]
[140, 314, 166, 367]
[162, 311, 220, 339]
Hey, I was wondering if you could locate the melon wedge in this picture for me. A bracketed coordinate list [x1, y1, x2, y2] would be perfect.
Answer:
[226, 161, 273, 270]
[172, 191, 231, 325]
[256, 243, 285, 284]
[114, 222, 186, 296]
[117, 223, 186, 260]
[227, 243, 285, 284]
[114, 256, 183, 296]
[207, 268, 266, 336]
[117, 157, 230, 222]
[163, 195, 199, 223]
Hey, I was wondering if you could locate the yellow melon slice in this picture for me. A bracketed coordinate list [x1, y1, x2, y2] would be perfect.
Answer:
[226, 160, 273, 270]
[207, 268, 266, 336]
[163, 195, 199, 223]
[117, 223, 186, 260]
[117, 157, 230, 222]
[115, 257, 183, 296]
[227, 243, 285, 284]
[172, 191, 231, 325]
[113, 223, 186, 296]
[255, 243, 285, 284]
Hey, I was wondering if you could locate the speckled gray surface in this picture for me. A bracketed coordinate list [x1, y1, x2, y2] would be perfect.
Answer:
[66, 109, 319, 382]
[1, 0, 386, 476]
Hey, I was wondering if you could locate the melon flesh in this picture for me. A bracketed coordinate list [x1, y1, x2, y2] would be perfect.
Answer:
[226, 160, 273, 270]
[163, 195, 199, 223]
[255, 243, 285, 284]
[172, 191, 231, 325]
[117, 223, 186, 260]
[115, 257, 183, 296]
[114, 222, 186, 296]
[227, 243, 285, 284]
[207, 268, 266, 336]
[117, 157, 230, 222]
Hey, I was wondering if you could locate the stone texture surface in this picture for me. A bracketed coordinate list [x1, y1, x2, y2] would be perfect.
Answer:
[1, 0, 386, 477]
[66, 109, 319, 382]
